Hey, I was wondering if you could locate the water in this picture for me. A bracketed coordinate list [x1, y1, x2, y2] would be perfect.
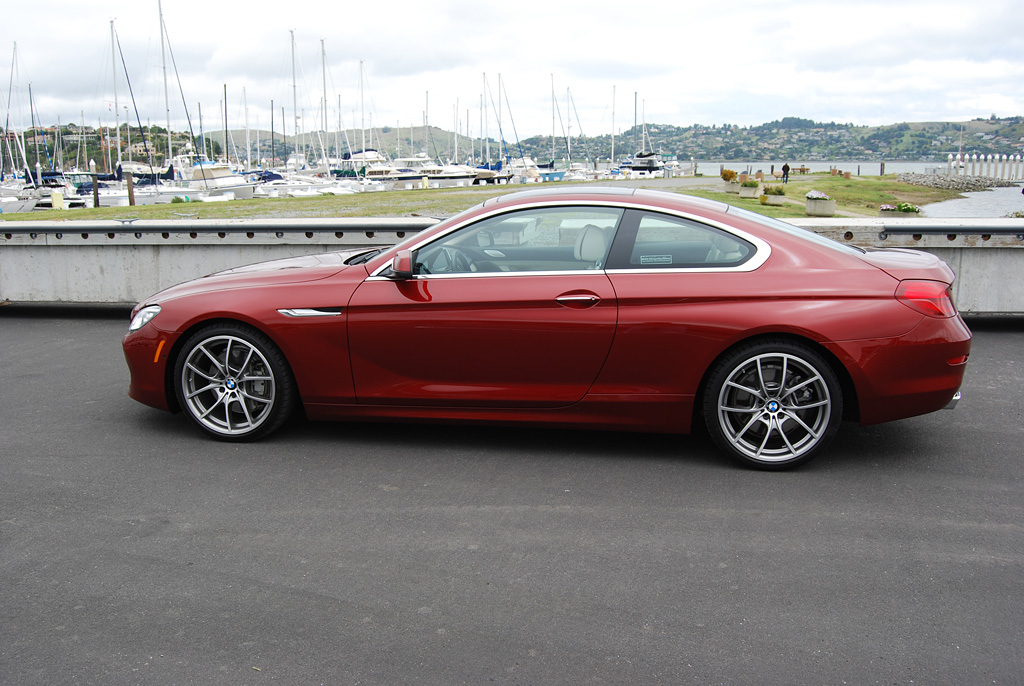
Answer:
[690, 160, 1023, 218]
[696, 160, 937, 176]
[922, 185, 1024, 218]
[693, 160, 936, 176]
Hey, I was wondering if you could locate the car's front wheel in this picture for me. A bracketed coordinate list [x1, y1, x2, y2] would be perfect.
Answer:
[173, 323, 296, 441]
[703, 339, 843, 469]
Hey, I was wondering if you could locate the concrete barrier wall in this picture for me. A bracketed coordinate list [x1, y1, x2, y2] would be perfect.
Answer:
[0, 218, 437, 305]
[2, 216, 1022, 314]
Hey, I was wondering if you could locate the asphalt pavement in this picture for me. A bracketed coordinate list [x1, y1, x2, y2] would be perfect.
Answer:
[1, 305, 1022, 685]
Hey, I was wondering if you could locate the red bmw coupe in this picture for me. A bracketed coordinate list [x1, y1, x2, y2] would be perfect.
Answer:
[123, 187, 970, 469]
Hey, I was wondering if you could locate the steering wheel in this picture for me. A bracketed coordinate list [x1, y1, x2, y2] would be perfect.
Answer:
[423, 246, 473, 274]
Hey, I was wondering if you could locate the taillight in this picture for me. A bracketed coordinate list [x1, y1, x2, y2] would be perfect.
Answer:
[895, 280, 957, 318]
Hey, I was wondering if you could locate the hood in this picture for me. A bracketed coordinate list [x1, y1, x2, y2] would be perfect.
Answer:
[215, 249, 372, 275]
[144, 248, 374, 304]
[858, 248, 956, 285]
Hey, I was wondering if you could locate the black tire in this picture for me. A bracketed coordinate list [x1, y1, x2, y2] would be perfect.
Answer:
[173, 322, 296, 441]
[703, 339, 843, 470]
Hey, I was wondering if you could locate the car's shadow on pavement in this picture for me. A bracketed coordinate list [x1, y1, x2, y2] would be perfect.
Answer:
[274, 412, 943, 474]
[125, 396, 959, 475]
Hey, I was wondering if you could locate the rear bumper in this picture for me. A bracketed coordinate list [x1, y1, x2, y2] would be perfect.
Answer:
[827, 314, 971, 425]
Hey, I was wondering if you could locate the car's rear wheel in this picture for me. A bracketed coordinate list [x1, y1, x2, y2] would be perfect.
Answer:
[174, 323, 295, 441]
[703, 340, 842, 470]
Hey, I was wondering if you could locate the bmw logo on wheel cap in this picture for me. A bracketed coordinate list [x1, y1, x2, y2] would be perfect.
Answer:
[767, 400, 780, 413]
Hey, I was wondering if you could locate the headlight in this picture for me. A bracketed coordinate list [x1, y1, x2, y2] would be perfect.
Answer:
[128, 305, 162, 332]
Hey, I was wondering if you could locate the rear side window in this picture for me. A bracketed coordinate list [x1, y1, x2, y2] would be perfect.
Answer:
[610, 210, 754, 269]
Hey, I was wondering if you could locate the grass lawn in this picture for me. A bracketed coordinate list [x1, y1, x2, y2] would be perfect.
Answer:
[1, 173, 967, 222]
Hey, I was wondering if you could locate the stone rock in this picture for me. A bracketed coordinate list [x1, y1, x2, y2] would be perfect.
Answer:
[897, 173, 1017, 192]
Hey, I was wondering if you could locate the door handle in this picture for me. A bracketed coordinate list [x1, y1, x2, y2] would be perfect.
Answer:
[555, 294, 600, 308]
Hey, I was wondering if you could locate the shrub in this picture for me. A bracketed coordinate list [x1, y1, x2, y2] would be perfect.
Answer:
[806, 190, 831, 200]
[880, 202, 920, 213]
[721, 169, 737, 182]
[740, 180, 760, 188]
[764, 185, 786, 196]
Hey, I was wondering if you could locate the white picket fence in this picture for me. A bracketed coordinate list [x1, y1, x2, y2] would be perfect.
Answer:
[947, 153, 1023, 180]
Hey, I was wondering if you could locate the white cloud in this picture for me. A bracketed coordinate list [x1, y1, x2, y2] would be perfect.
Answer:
[2, 0, 1022, 136]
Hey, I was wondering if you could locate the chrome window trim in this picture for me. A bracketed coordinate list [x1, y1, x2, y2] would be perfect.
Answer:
[368, 199, 771, 277]
[366, 268, 610, 280]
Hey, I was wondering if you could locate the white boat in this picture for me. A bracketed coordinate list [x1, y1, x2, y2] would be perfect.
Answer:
[392, 154, 479, 187]
[189, 162, 257, 199]
[507, 156, 542, 183]
[626, 151, 665, 178]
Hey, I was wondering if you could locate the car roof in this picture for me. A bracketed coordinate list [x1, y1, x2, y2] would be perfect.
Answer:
[482, 185, 731, 215]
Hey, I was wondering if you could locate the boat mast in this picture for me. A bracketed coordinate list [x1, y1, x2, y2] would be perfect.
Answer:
[243, 86, 251, 171]
[223, 84, 228, 165]
[566, 87, 572, 163]
[29, 83, 39, 172]
[79, 109, 85, 170]
[111, 20, 121, 167]
[158, 0, 171, 163]
[497, 74, 502, 161]
[551, 74, 555, 165]
[3, 42, 20, 177]
[611, 85, 615, 168]
[483, 73, 489, 165]
[321, 39, 327, 165]
[290, 30, 298, 162]
[359, 60, 365, 172]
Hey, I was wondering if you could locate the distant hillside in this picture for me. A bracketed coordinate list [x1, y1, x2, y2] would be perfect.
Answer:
[17, 116, 1022, 171]
[514, 116, 1024, 163]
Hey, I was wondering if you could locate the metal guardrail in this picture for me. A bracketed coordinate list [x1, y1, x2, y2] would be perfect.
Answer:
[876, 224, 1024, 240]
[1, 217, 439, 237]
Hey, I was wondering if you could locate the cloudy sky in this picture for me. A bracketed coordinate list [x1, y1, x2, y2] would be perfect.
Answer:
[3, 0, 1023, 141]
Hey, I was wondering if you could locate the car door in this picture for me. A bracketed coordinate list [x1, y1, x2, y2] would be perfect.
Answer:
[594, 208, 767, 395]
[347, 205, 623, 407]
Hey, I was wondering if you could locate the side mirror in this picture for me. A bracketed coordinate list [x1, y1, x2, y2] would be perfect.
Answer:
[389, 250, 414, 279]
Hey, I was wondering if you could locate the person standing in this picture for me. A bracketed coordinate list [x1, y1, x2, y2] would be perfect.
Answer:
[782, 163, 791, 183]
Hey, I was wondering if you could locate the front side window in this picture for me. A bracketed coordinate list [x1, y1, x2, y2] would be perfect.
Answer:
[414, 206, 624, 275]
[610, 211, 755, 269]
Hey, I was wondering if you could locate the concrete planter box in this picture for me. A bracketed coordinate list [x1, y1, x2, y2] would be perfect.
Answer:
[806, 198, 837, 216]
[739, 185, 760, 198]
[879, 209, 920, 218]
[761, 194, 786, 206]
[724, 181, 740, 194]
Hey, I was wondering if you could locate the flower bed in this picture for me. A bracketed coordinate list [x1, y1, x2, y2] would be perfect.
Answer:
[878, 202, 921, 217]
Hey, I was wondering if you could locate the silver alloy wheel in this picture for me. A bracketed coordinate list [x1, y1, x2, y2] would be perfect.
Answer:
[180, 334, 277, 436]
[716, 351, 833, 463]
